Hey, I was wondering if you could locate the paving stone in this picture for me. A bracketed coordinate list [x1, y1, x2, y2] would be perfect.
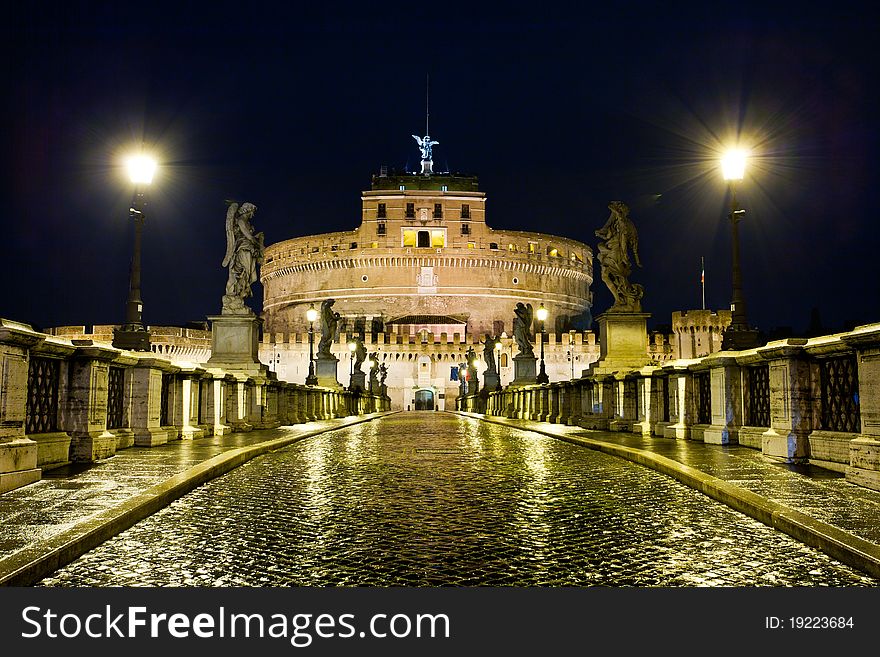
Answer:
[38, 413, 878, 587]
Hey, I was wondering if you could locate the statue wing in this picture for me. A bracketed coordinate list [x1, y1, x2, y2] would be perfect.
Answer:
[222, 203, 238, 267]
[412, 135, 423, 146]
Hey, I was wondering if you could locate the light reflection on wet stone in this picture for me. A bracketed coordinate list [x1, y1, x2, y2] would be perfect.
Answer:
[39, 413, 878, 587]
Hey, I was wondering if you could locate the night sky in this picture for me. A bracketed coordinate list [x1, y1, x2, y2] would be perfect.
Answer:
[4, 3, 878, 337]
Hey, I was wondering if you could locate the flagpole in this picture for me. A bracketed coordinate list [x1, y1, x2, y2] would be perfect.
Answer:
[701, 256, 706, 310]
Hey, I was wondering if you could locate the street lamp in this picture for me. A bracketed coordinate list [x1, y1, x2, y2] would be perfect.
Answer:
[366, 358, 376, 393]
[305, 304, 318, 385]
[113, 154, 156, 351]
[348, 340, 357, 382]
[567, 350, 579, 380]
[536, 303, 549, 384]
[720, 148, 759, 350]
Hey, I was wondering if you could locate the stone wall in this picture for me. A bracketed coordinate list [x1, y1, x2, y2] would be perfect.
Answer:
[0, 319, 389, 495]
[473, 322, 880, 492]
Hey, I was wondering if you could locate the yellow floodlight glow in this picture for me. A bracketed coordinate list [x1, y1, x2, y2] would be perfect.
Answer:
[721, 149, 748, 181]
[536, 304, 548, 322]
[126, 155, 156, 184]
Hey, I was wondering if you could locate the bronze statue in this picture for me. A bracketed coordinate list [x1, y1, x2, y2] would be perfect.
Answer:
[317, 299, 340, 357]
[222, 201, 264, 315]
[595, 201, 644, 312]
[513, 302, 534, 358]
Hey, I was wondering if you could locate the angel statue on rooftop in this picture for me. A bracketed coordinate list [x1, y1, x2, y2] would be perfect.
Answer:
[412, 134, 439, 162]
[222, 201, 264, 315]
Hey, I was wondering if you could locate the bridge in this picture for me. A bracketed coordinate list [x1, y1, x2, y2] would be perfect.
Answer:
[1, 318, 879, 586]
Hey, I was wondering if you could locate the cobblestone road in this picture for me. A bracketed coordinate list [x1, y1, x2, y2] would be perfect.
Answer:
[38, 413, 879, 586]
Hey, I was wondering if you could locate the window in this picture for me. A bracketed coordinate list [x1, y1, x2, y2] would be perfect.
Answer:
[528, 242, 537, 254]
[500, 353, 508, 368]
[461, 222, 470, 235]
[403, 229, 416, 247]
[399, 185, 405, 191]
[417, 230, 430, 248]
[330, 244, 338, 251]
[547, 246, 559, 257]
[508, 243, 517, 251]
[461, 204, 470, 219]
[489, 242, 499, 250]
[370, 241, 378, 248]
[441, 185, 448, 191]
[433, 203, 443, 219]
[431, 229, 445, 247]
[377, 203, 386, 218]
[406, 202, 415, 218]
[377, 222, 386, 236]
[350, 242, 358, 249]
[467, 241, 476, 249]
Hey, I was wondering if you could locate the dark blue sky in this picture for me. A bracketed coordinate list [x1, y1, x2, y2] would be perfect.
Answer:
[3, 3, 878, 334]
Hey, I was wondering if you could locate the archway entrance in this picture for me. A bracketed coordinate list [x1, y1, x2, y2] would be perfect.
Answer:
[414, 389, 435, 410]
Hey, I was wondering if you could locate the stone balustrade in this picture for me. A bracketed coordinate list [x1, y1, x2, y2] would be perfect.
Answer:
[0, 319, 390, 494]
[459, 322, 880, 492]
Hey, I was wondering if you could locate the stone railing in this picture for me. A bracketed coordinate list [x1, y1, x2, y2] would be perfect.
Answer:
[0, 319, 390, 494]
[459, 323, 880, 492]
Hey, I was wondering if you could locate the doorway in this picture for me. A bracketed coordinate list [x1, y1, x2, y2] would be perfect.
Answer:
[414, 389, 435, 410]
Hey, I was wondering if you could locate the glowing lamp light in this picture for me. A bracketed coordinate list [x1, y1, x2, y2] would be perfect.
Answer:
[721, 149, 748, 181]
[537, 304, 548, 323]
[306, 305, 318, 323]
[127, 155, 156, 184]
[348, 341, 357, 352]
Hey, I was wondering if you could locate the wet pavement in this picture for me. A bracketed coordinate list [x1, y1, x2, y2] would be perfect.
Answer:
[24, 412, 880, 587]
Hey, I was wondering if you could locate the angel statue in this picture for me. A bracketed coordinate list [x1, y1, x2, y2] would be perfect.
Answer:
[595, 201, 644, 312]
[482, 334, 498, 375]
[513, 302, 534, 358]
[352, 335, 367, 373]
[317, 299, 341, 358]
[222, 201, 265, 315]
[412, 134, 439, 162]
[368, 352, 380, 391]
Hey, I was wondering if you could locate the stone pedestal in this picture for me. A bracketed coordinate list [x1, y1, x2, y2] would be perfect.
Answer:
[511, 355, 537, 386]
[67, 345, 120, 462]
[349, 370, 366, 392]
[843, 326, 880, 490]
[759, 341, 811, 463]
[701, 357, 743, 445]
[590, 312, 652, 375]
[207, 314, 265, 375]
[0, 322, 44, 491]
[483, 371, 501, 391]
[316, 355, 342, 389]
[127, 359, 174, 447]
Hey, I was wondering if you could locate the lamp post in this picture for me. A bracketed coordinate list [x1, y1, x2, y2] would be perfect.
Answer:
[720, 149, 759, 351]
[112, 154, 156, 352]
[348, 340, 356, 387]
[567, 350, 579, 380]
[366, 358, 376, 394]
[536, 303, 549, 384]
[305, 304, 318, 385]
